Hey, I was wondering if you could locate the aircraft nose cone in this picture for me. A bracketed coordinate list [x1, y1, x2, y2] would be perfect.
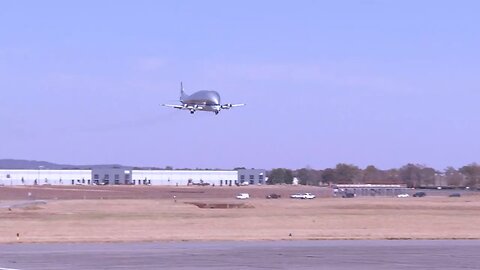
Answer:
[211, 92, 220, 104]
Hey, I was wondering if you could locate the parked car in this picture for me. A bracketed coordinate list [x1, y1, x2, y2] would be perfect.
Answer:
[397, 194, 410, 198]
[290, 193, 303, 199]
[342, 192, 355, 198]
[449, 193, 461, 197]
[236, 193, 250, 199]
[413, 192, 426, 197]
[290, 193, 315, 199]
[266, 193, 281, 199]
[301, 193, 316, 199]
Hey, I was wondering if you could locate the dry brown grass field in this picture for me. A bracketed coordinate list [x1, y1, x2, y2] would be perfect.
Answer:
[1, 186, 480, 243]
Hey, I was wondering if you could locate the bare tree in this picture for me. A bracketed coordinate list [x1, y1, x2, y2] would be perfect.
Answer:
[267, 168, 293, 185]
[444, 167, 466, 187]
[334, 163, 361, 184]
[459, 163, 480, 188]
[296, 168, 322, 186]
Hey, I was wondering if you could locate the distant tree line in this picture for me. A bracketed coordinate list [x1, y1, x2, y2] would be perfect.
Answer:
[267, 163, 480, 188]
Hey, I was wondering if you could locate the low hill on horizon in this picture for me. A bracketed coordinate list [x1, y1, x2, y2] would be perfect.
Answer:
[0, 159, 126, 170]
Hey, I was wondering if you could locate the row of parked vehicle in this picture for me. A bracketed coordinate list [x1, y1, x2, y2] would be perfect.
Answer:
[396, 192, 426, 198]
[236, 192, 316, 200]
[236, 191, 463, 200]
[397, 191, 461, 198]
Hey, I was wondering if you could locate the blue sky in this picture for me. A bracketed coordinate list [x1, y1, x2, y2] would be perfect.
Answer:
[1, 0, 479, 170]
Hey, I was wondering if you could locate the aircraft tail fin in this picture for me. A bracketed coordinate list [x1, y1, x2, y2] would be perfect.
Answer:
[180, 82, 188, 102]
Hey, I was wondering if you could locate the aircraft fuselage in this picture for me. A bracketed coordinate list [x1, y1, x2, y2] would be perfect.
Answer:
[182, 90, 222, 113]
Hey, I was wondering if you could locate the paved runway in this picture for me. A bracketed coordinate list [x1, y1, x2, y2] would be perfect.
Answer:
[1, 240, 479, 269]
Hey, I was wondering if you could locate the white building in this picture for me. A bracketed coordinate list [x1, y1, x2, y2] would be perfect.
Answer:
[131, 170, 238, 186]
[0, 169, 92, 186]
[0, 168, 255, 186]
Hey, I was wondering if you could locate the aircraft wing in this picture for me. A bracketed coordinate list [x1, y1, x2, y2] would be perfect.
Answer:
[162, 104, 184, 109]
[162, 104, 204, 110]
[221, 103, 245, 109]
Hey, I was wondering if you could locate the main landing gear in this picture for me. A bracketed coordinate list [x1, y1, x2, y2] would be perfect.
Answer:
[190, 110, 195, 114]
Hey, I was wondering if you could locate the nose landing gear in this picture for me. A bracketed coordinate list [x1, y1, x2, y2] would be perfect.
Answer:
[190, 110, 195, 114]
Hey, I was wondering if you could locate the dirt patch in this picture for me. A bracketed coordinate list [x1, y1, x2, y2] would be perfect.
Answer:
[22, 205, 44, 211]
[186, 202, 254, 209]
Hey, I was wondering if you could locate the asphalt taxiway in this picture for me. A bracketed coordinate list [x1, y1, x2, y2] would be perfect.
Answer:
[1, 240, 478, 270]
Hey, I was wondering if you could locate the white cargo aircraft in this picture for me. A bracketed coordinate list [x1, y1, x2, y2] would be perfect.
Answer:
[163, 82, 245, 114]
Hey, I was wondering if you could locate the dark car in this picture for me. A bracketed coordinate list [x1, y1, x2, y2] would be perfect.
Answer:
[342, 192, 355, 198]
[266, 193, 281, 199]
[413, 192, 426, 197]
[449, 193, 461, 197]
